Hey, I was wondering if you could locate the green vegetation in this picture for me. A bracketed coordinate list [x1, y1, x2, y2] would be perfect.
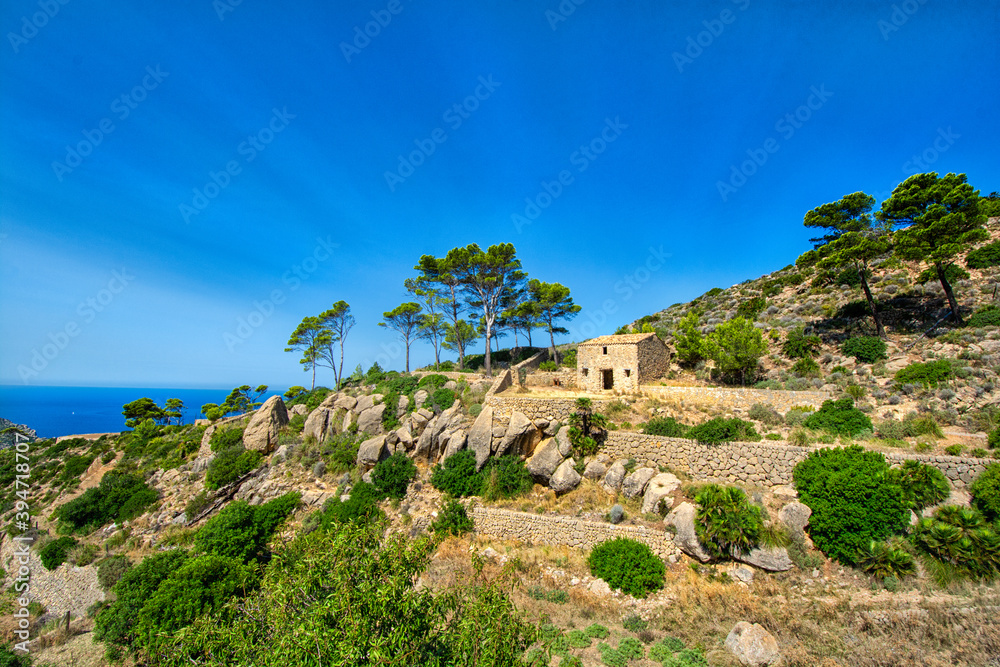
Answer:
[803, 398, 872, 436]
[97, 555, 132, 590]
[430, 449, 483, 497]
[205, 445, 262, 490]
[694, 484, 763, 559]
[736, 295, 767, 321]
[481, 455, 535, 501]
[430, 499, 474, 536]
[894, 359, 955, 388]
[193, 493, 300, 564]
[748, 403, 783, 426]
[319, 482, 385, 527]
[587, 537, 665, 597]
[791, 357, 821, 377]
[966, 239, 1000, 269]
[55, 470, 158, 533]
[912, 505, 999, 585]
[371, 451, 417, 499]
[39, 536, 78, 570]
[967, 305, 1000, 328]
[887, 460, 950, 512]
[859, 538, 917, 581]
[672, 311, 705, 365]
[687, 417, 760, 445]
[526, 278, 581, 364]
[841, 336, 887, 363]
[703, 317, 768, 384]
[208, 426, 244, 452]
[642, 416, 690, 438]
[970, 463, 1000, 521]
[568, 397, 608, 456]
[782, 327, 821, 358]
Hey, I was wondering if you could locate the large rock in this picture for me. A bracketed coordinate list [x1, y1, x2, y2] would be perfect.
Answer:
[397, 394, 410, 416]
[583, 460, 607, 480]
[641, 472, 681, 515]
[468, 405, 494, 470]
[549, 459, 582, 494]
[333, 394, 357, 411]
[243, 396, 288, 454]
[526, 438, 564, 483]
[354, 394, 381, 414]
[724, 622, 781, 666]
[342, 410, 355, 433]
[554, 425, 573, 457]
[414, 389, 429, 407]
[395, 423, 414, 450]
[497, 412, 541, 457]
[735, 546, 794, 572]
[621, 467, 656, 499]
[440, 429, 467, 462]
[303, 407, 337, 442]
[357, 403, 387, 435]
[289, 404, 308, 417]
[357, 435, 388, 469]
[416, 403, 464, 461]
[601, 460, 627, 494]
[665, 502, 712, 562]
[778, 501, 812, 547]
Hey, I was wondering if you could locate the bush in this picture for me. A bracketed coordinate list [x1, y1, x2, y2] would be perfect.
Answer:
[784, 406, 814, 426]
[193, 493, 299, 564]
[588, 537, 664, 597]
[430, 499, 474, 536]
[783, 328, 821, 359]
[325, 432, 362, 473]
[803, 398, 873, 436]
[859, 538, 917, 580]
[538, 360, 558, 372]
[97, 555, 132, 590]
[912, 505, 999, 585]
[0, 647, 32, 667]
[895, 360, 954, 388]
[687, 417, 760, 445]
[39, 536, 78, 570]
[967, 305, 1000, 328]
[842, 336, 888, 363]
[965, 240, 1000, 269]
[748, 403, 783, 426]
[887, 461, 950, 512]
[736, 296, 767, 321]
[970, 463, 1000, 521]
[642, 417, 690, 438]
[430, 449, 483, 497]
[468, 403, 482, 417]
[991, 427, 1000, 450]
[902, 413, 944, 438]
[205, 445, 262, 490]
[320, 482, 384, 527]
[791, 357, 821, 377]
[793, 446, 909, 565]
[482, 455, 534, 500]
[55, 470, 158, 532]
[417, 374, 450, 390]
[371, 452, 417, 500]
[694, 484, 763, 559]
[185, 491, 211, 520]
[209, 426, 244, 452]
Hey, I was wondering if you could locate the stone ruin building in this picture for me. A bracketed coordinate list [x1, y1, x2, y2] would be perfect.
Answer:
[576, 332, 670, 392]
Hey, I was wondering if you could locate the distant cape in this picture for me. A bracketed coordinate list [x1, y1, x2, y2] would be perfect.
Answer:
[0, 417, 38, 449]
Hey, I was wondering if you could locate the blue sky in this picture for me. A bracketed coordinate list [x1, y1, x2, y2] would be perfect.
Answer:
[1, 0, 998, 389]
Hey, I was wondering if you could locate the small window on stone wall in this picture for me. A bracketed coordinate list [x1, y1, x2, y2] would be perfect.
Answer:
[603, 347, 608, 355]
[625, 369, 631, 377]
[582, 368, 589, 376]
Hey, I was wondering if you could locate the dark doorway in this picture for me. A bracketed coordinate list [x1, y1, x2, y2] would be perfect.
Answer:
[602, 369, 614, 390]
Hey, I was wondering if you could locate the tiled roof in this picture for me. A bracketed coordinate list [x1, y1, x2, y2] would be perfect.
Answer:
[578, 332, 657, 346]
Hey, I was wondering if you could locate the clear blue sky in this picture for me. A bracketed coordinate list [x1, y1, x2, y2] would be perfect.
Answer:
[1, 0, 998, 388]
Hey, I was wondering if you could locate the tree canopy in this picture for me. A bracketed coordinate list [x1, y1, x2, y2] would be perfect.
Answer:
[526, 279, 580, 364]
[379, 302, 424, 373]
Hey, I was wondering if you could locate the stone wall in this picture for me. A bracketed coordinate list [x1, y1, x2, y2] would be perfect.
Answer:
[636, 335, 671, 385]
[471, 506, 682, 562]
[602, 431, 993, 488]
[525, 369, 578, 389]
[0, 534, 105, 618]
[577, 344, 640, 393]
[639, 385, 831, 413]
[486, 396, 610, 424]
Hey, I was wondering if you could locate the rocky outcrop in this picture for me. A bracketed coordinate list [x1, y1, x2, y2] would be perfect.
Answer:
[526, 438, 564, 483]
[665, 502, 712, 562]
[778, 501, 813, 548]
[725, 622, 781, 666]
[468, 405, 494, 470]
[289, 404, 308, 417]
[601, 460, 626, 494]
[357, 435, 388, 469]
[735, 546, 794, 572]
[641, 472, 680, 514]
[583, 460, 607, 480]
[497, 411, 541, 458]
[554, 426, 573, 457]
[549, 459, 582, 494]
[303, 406, 338, 442]
[415, 402, 463, 461]
[357, 403, 387, 435]
[243, 396, 288, 454]
[621, 467, 656, 499]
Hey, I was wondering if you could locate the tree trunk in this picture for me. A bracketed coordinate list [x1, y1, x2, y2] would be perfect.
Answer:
[484, 320, 493, 377]
[311, 363, 316, 391]
[433, 341, 440, 371]
[549, 327, 559, 365]
[338, 341, 345, 390]
[858, 264, 886, 338]
[937, 262, 964, 325]
[405, 340, 410, 373]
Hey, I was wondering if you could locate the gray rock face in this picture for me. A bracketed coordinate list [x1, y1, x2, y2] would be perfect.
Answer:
[665, 502, 713, 562]
[526, 438, 564, 483]
[554, 425, 573, 457]
[357, 435, 388, 469]
[498, 411, 540, 457]
[414, 389, 429, 407]
[601, 461, 627, 494]
[342, 410, 355, 433]
[641, 472, 681, 515]
[355, 394, 381, 414]
[303, 407, 336, 442]
[735, 546, 794, 572]
[357, 403, 387, 435]
[395, 423, 414, 450]
[724, 621, 781, 666]
[289, 404, 308, 417]
[416, 403, 464, 462]
[778, 501, 812, 547]
[440, 429, 467, 462]
[583, 460, 607, 480]
[549, 459, 582, 494]
[333, 394, 357, 412]
[243, 395, 289, 454]
[397, 394, 410, 416]
[621, 467, 656, 499]
[468, 405, 494, 470]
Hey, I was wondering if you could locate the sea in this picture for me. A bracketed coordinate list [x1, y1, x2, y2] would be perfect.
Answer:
[0, 385, 289, 439]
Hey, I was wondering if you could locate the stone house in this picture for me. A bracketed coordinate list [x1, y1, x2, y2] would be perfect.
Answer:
[576, 332, 670, 392]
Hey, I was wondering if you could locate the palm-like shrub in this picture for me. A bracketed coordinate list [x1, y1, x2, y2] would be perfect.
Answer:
[859, 538, 917, 580]
[693, 484, 763, 559]
[887, 460, 950, 511]
[912, 505, 1000, 584]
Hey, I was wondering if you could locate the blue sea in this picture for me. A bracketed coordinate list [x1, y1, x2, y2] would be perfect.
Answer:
[0, 386, 289, 438]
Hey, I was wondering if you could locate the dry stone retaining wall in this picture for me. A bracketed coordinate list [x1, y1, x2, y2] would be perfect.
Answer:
[640, 385, 831, 413]
[602, 432, 992, 488]
[0, 534, 104, 618]
[471, 506, 682, 562]
[486, 396, 610, 424]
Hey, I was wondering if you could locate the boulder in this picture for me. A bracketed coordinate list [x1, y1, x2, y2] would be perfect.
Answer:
[497, 412, 541, 457]
[778, 501, 812, 547]
[243, 396, 289, 454]
[289, 404, 308, 417]
[468, 405, 494, 470]
[354, 394, 379, 414]
[397, 394, 410, 417]
[319, 392, 339, 409]
[621, 467, 656, 499]
[601, 461, 627, 494]
[641, 472, 681, 515]
[416, 403, 464, 461]
[440, 429, 467, 462]
[333, 394, 357, 411]
[526, 438, 564, 483]
[583, 460, 607, 480]
[554, 425, 573, 457]
[414, 389, 429, 407]
[549, 459, 582, 494]
[724, 622, 781, 666]
[396, 424, 414, 450]
[730, 565, 755, 584]
[358, 403, 387, 435]
[303, 407, 336, 442]
[588, 578, 611, 596]
[444, 380, 457, 390]
[665, 502, 712, 562]
[543, 420, 560, 437]
[342, 410, 355, 433]
[735, 546, 794, 572]
[357, 435, 388, 469]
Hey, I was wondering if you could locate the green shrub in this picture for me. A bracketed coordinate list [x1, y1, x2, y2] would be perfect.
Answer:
[585, 624, 610, 639]
[325, 431, 362, 473]
[945, 444, 963, 456]
[895, 360, 954, 388]
[912, 505, 999, 585]
[859, 538, 917, 580]
[967, 305, 1000, 328]
[917, 263, 969, 286]
[193, 493, 299, 564]
[587, 537, 665, 597]
[426, 388, 456, 412]
[842, 336, 888, 363]
[622, 614, 648, 632]
[430, 499, 473, 536]
[430, 449, 483, 497]
[39, 536, 78, 570]
[783, 328, 821, 359]
[694, 484, 763, 559]
[538, 360, 558, 371]
[803, 398, 872, 436]
[468, 403, 483, 417]
[887, 460, 950, 511]
[784, 406, 815, 426]
[185, 491, 211, 520]
[417, 374, 450, 390]
[320, 482, 384, 527]
[97, 555, 132, 590]
[792, 357, 821, 377]
[54, 470, 158, 532]
[209, 426, 244, 452]
[736, 296, 767, 321]
[561, 348, 577, 368]
[0, 646, 32, 667]
[748, 403, 783, 426]
[687, 417, 760, 444]
[371, 452, 417, 500]
[567, 629, 592, 648]
[970, 463, 1000, 521]
[642, 417, 690, 438]
[990, 427, 1000, 450]
[482, 455, 534, 500]
[793, 446, 909, 566]
[903, 413, 944, 438]
[205, 445, 262, 490]
[966, 240, 1000, 269]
